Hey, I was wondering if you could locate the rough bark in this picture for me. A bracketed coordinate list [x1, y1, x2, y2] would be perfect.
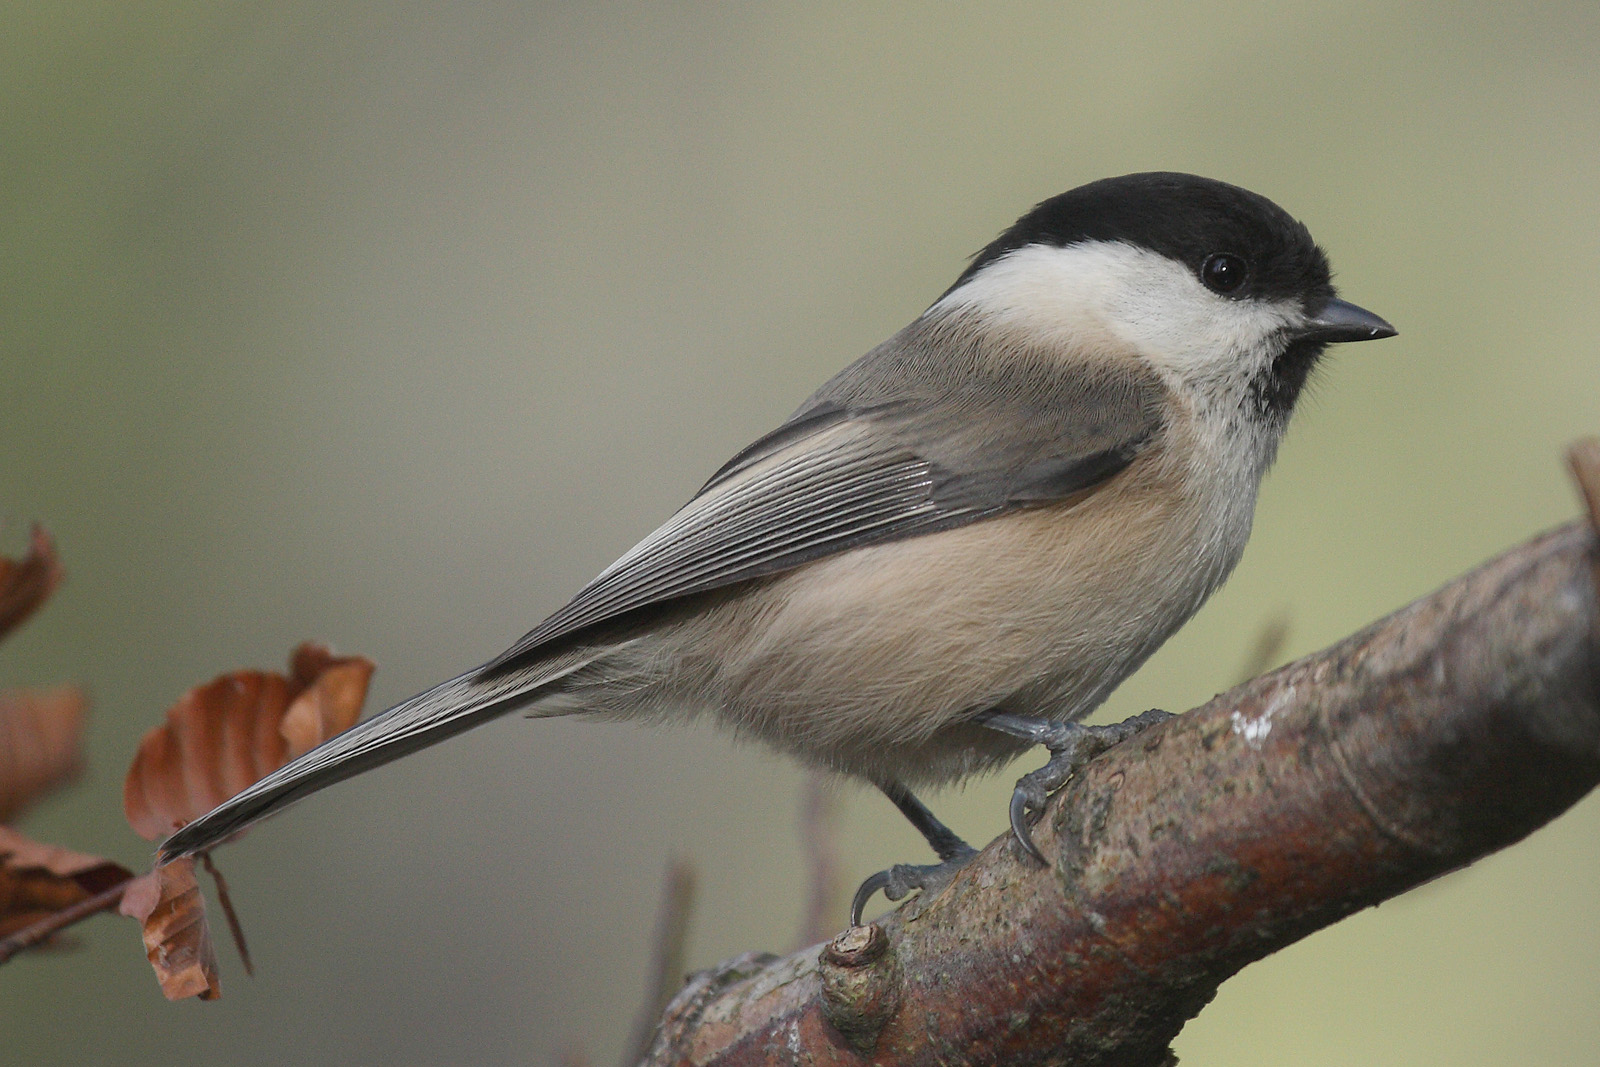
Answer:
[641, 517, 1600, 1066]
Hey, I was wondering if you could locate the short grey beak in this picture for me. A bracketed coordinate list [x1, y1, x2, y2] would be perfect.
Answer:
[1300, 298, 1397, 344]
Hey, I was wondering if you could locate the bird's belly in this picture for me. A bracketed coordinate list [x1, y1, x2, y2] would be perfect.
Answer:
[707, 476, 1252, 785]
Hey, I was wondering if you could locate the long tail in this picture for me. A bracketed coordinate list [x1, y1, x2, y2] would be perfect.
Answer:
[157, 658, 574, 862]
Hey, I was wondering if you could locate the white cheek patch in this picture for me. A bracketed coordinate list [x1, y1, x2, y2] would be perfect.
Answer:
[933, 241, 1301, 391]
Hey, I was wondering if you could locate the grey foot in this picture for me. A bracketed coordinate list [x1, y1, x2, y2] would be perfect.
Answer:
[983, 708, 1174, 864]
[851, 781, 981, 925]
[850, 844, 979, 927]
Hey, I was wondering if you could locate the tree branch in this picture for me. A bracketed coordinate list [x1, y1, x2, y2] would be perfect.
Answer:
[625, 859, 698, 1066]
[641, 509, 1600, 1066]
[0, 877, 131, 964]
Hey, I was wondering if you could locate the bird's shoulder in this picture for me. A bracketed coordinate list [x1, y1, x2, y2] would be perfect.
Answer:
[707, 313, 1170, 499]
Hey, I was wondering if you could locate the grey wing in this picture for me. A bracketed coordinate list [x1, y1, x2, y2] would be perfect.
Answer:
[484, 362, 1164, 674]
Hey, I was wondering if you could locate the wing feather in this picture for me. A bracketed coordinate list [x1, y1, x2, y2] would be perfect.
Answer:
[488, 406, 1158, 674]
[489, 421, 999, 667]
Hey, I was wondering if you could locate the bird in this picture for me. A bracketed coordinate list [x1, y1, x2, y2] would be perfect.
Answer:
[159, 172, 1396, 925]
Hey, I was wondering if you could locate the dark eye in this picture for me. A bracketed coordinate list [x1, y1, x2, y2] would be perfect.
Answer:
[1200, 253, 1248, 295]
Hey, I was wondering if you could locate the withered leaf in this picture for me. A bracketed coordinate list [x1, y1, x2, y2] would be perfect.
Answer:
[0, 826, 132, 939]
[123, 643, 374, 841]
[0, 526, 63, 643]
[0, 686, 87, 822]
[118, 859, 221, 1000]
[282, 645, 374, 759]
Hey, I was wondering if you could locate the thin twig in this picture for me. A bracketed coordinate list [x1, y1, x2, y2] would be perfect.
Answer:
[624, 858, 697, 1065]
[556, 1048, 594, 1067]
[795, 771, 844, 949]
[199, 851, 253, 976]
[0, 876, 131, 963]
[1234, 611, 1291, 686]
[1567, 437, 1600, 534]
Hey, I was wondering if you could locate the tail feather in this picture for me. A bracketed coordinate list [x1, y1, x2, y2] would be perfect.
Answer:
[157, 658, 573, 862]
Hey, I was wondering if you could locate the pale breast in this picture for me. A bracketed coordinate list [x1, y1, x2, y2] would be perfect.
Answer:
[704, 414, 1261, 785]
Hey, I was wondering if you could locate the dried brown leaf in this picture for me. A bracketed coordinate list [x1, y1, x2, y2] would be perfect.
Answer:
[118, 859, 221, 1000]
[0, 826, 131, 939]
[281, 646, 374, 758]
[0, 526, 63, 642]
[0, 687, 87, 821]
[123, 672, 287, 841]
[123, 643, 374, 841]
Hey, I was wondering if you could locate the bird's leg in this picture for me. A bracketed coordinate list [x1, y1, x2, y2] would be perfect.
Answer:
[849, 781, 979, 926]
[980, 708, 1173, 864]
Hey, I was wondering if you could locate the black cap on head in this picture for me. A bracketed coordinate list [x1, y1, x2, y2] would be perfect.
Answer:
[949, 172, 1335, 312]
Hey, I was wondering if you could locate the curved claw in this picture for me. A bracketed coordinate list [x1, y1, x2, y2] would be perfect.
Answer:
[850, 869, 892, 927]
[1010, 785, 1045, 864]
[850, 854, 981, 926]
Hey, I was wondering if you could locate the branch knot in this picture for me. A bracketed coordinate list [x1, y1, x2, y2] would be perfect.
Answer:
[818, 924, 900, 1051]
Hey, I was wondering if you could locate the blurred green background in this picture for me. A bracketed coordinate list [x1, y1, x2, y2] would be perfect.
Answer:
[4, 2, 1599, 1064]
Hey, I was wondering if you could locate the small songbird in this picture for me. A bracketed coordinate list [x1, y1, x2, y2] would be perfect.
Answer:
[160, 173, 1395, 924]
